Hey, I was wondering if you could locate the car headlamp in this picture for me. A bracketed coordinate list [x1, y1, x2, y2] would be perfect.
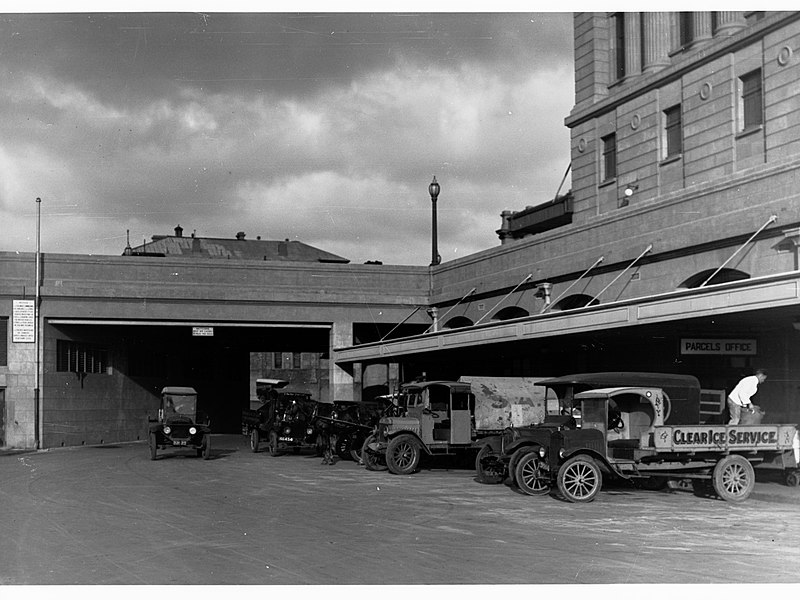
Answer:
[539, 446, 547, 459]
[189, 427, 197, 435]
[307, 427, 314, 435]
[163, 426, 171, 435]
[284, 427, 292, 436]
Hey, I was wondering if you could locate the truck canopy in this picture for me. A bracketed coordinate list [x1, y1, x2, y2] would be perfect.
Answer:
[459, 376, 550, 430]
[161, 386, 197, 396]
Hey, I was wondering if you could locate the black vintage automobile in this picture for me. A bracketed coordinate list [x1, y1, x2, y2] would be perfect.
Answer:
[148, 386, 211, 460]
[243, 379, 320, 456]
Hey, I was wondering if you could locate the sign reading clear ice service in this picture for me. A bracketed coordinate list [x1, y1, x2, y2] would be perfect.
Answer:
[680, 338, 757, 355]
[12, 299, 35, 343]
[192, 327, 214, 337]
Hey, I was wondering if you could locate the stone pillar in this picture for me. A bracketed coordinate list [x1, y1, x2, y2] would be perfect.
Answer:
[624, 12, 642, 79]
[715, 11, 746, 36]
[330, 321, 355, 402]
[693, 12, 714, 47]
[642, 12, 671, 73]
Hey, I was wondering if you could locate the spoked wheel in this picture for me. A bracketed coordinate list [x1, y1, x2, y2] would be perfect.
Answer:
[507, 447, 532, 486]
[269, 431, 280, 457]
[475, 445, 505, 484]
[786, 470, 800, 488]
[361, 434, 387, 471]
[250, 428, 260, 453]
[515, 451, 551, 496]
[149, 432, 158, 461]
[386, 434, 421, 475]
[557, 455, 602, 503]
[201, 435, 212, 460]
[712, 455, 755, 502]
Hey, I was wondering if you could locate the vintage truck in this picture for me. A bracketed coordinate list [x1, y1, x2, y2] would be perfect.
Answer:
[242, 378, 321, 456]
[361, 377, 549, 475]
[477, 385, 800, 503]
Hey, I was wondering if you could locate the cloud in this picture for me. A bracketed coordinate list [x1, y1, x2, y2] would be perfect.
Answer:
[0, 18, 574, 264]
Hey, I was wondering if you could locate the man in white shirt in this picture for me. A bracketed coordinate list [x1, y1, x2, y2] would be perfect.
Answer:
[727, 369, 767, 425]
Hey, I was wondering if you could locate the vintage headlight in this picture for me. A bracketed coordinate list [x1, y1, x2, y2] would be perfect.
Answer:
[163, 426, 171, 435]
[189, 427, 197, 435]
[558, 448, 566, 459]
[538, 446, 547, 459]
[306, 428, 314, 435]
[283, 427, 292, 436]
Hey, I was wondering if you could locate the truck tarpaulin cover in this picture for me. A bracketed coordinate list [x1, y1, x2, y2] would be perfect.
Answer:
[458, 376, 549, 431]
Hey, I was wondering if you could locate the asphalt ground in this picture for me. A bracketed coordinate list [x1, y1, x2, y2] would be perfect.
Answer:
[1, 434, 799, 590]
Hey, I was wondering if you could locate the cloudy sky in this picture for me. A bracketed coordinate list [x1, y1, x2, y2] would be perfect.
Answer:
[1, 6, 574, 265]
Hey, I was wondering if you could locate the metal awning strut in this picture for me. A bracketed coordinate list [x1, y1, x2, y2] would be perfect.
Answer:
[541, 256, 604, 313]
[474, 274, 532, 326]
[591, 244, 653, 304]
[423, 287, 476, 334]
[700, 215, 778, 287]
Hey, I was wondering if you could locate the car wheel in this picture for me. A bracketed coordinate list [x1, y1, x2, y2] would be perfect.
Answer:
[350, 434, 365, 463]
[336, 435, 352, 461]
[515, 451, 551, 496]
[475, 445, 505, 484]
[557, 455, 602, 503]
[149, 432, 158, 461]
[250, 428, 260, 453]
[507, 447, 532, 487]
[269, 431, 280, 457]
[202, 435, 212, 460]
[386, 434, 421, 475]
[712, 455, 754, 502]
[361, 434, 387, 471]
[786, 470, 800, 487]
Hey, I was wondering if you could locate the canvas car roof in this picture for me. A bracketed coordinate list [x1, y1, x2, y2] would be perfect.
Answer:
[537, 372, 699, 389]
[161, 386, 197, 395]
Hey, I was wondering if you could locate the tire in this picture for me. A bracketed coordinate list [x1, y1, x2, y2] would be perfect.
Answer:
[361, 434, 387, 471]
[475, 445, 505, 484]
[250, 428, 260, 453]
[712, 455, 755, 502]
[386, 434, 422, 475]
[515, 451, 551, 496]
[202, 435, 211, 460]
[149, 432, 158, 461]
[336, 435, 351, 461]
[350, 435, 364, 463]
[557, 455, 602, 503]
[786, 470, 800, 488]
[508, 447, 532, 486]
[269, 431, 280, 457]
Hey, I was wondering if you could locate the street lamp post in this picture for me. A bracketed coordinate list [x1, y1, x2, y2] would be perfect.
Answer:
[429, 176, 441, 266]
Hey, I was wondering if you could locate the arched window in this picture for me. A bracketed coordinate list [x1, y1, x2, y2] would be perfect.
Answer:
[551, 294, 599, 311]
[491, 306, 530, 321]
[443, 316, 474, 329]
[679, 268, 749, 289]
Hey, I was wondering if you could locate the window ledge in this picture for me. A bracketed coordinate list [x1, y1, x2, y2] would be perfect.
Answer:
[599, 177, 617, 189]
[660, 154, 683, 167]
[736, 125, 763, 140]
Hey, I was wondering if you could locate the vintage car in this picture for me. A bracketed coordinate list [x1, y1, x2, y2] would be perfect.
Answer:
[148, 386, 211, 460]
[243, 379, 320, 456]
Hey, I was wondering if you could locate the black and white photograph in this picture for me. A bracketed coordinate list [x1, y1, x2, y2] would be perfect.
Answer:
[1, 2, 799, 592]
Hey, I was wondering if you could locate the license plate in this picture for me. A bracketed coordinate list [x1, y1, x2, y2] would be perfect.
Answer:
[279, 437, 294, 442]
[173, 441, 187, 446]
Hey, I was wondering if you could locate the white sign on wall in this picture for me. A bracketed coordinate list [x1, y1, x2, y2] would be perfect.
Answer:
[680, 338, 757, 355]
[192, 327, 214, 337]
[12, 299, 35, 343]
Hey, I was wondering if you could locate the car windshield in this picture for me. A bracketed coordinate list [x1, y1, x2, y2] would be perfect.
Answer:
[164, 394, 197, 418]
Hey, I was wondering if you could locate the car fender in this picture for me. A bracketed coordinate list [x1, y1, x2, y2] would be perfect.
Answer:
[558, 449, 619, 477]
[474, 435, 502, 454]
[387, 430, 431, 455]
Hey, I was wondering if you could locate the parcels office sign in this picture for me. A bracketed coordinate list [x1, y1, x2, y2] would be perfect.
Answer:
[680, 338, 757, 355]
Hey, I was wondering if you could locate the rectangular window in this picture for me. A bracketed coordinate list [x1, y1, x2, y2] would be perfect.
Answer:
[601, 133, 617, 182]
[273, 352, 283, 369]
[612, 13, 626, 81]
[56, 340, 109, 374]
[292, 352, 302, 369]
[0, 318, 7, 366]
[740, 69, 763, 131]
[679, 12, 694, 48]
[664, 104, 683, 158]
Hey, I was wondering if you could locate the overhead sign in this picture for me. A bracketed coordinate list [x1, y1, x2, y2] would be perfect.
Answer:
[12, 299, 35, 343]
[192, 327, 214, 337]
[680, 338, 756, 355]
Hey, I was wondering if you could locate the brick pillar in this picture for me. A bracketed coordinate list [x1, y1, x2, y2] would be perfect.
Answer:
[642, 12, 671, 73]
[715, 11, 746, 36]
[330, 321, 354, 402]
